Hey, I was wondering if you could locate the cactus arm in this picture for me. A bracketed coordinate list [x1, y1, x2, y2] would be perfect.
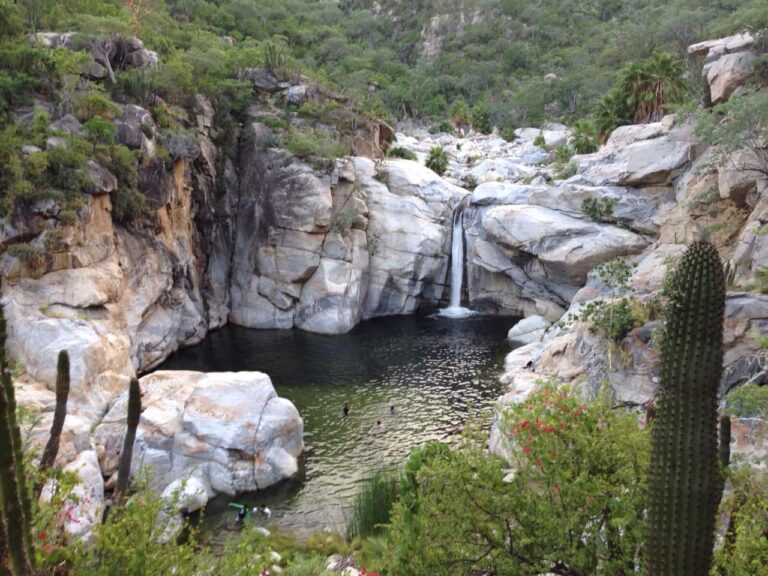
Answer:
[0, 307, 34, 575]
[39, 350, 70, 472]
[116, 377, 141, 498]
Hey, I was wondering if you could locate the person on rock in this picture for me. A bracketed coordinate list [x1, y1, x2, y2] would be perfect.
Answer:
[253, 503, 272, 520]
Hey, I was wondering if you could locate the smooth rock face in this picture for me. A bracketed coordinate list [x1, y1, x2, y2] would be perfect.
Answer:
[92, 371, 304, 496]
[507, 315, 551, 345]
[689, 32, 758, 105]
[230, 148, 463, 333]
[41, 450, 105, 543]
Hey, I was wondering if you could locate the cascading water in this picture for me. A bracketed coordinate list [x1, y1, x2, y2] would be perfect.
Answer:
[440, 199, 474, 318]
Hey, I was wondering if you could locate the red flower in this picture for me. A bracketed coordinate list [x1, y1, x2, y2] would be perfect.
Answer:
[519, 420, 530, 429]
[38, 531, 46, 541]
[523, 446, 531, 454]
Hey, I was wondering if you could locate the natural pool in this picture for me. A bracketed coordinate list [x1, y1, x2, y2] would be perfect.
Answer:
[157, 314, 514, 536]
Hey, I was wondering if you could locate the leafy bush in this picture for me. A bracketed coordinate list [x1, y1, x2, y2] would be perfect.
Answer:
[555, 158, 578, 179]
[108, 145, 138, 189]
[533, 133, 546, 147]
[571, 119, 599, 154]
[73, 90, 121, 121]
[8, 242, 44, 265]
[425, 146, 448, 175]
[347, 470, 400, 539]
[386, 382, 649, 576]
[724, 384, 768, 418]
[330, 206, 357, 233]
[386, 146, 416, 160]
[471, 102, 491, 134]
[578, 297, 637, 342]
[83, 117, 117, 151]
[283, 128, 348, 160]
[111, 187, 146, 224]
[428, 121, 453, 135]
[582, 197, 615, 222]
[712, 469, 768, 576]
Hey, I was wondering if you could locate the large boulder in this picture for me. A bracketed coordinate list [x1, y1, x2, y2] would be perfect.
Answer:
[481, 204, 648, 287]
[92, 371, 304, 496]
[507, 315, 551, 345]
[689, 32, 758, 105]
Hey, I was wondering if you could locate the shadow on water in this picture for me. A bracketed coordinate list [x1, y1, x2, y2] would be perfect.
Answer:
[157, 313, 516, 537]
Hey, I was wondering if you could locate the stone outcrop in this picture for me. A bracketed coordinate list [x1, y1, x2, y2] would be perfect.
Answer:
[689, 32, 758, 105]
[230, 134, 464, 334]
[92, 371, 303, 501]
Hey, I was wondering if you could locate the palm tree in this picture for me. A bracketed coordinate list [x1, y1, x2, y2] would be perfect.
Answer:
[617, 51, 685, 124]
[593, 89, 630, 141]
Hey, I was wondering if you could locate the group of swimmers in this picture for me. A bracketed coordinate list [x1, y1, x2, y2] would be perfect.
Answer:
[343, 401, 396, 427]
[233, 503, 272, 526]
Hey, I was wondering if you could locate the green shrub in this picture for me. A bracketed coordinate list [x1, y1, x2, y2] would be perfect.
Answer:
[108, 145, 138, 188]
[428, 121, 453, 135]
[73, 90, 121, 121]
[712, 469, 768, 576]
[555, 158, 578, 179]
[471, 103, 491, 134]
[83, 117, 117, 151]
[533, 133, 546, 147]
[330, 206, 357, 233]
[283, 128, 347, 160]
[571, 119, 599, 154]
[386, 382, 649, 576]
[347, 469, 400, 539]
[386, 146, 416, 160]
[582, 197, 614, 222]
[725, 384, 768, 418]
[578, 297, 636, 342]
[111, 187, 146, 224]
[8, 242, 43, 265]
[425, 146, 448, 176]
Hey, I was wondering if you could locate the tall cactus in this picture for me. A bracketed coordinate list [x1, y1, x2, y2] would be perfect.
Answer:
[647, 240, 726, 576]
[116, 377, 141, 498]
[0, 306, 34, 575]
[39, 350, 70, 472]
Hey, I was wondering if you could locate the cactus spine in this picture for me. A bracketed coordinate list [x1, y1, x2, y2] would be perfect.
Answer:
[647, 240, 726, 576]
[116, 377, 141, 498]
[0, 306, 34, 575]
[39, 350, 70, 472]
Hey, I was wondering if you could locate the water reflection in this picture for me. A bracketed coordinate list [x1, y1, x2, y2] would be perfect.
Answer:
[158, 314, 514, 536]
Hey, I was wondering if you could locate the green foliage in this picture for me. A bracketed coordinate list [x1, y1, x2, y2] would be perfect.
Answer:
[582, 196, 614, 221]
[110, 187, 146, 224]
[425, 146, 448, 176]
[571, 119, 600, 153]
[386, 383, 649, 575]
[83, 117, 116, 151]
[617, 51, 687, 123]
[347, 470, 400, 540]
[724, 384, 768, 418]
[449, 100, 470, 131]
[72, 477, 201, 576]
[283, 128, 348, 160]
[428, 121, 453, 134]
[386, 146, 416, 160]
[108, 145, 138, 189]
[73, 90, 121, 121]
[330, 206, 358, 234]
[471, 102, 491, 134]
[7, 243, 44, 266]
[647, 240, 726, 576]
[533, 133, 546, 147]
[712, 468, 768, 576]
[578, 298, 636, 342]
[696, 90, 768, 176]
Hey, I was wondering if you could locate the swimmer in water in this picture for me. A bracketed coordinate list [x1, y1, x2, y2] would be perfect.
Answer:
[342, 401, 350, 417]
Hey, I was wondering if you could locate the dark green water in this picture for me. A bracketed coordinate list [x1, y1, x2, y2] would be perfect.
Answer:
[157, 314, 514, 536]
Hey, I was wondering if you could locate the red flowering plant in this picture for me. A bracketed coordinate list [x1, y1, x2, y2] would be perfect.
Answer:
[498, 380, 650, 574]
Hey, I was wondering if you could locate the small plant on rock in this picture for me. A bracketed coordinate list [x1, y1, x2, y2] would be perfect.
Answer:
[425, 146, 448, 176]
[582, 196, 614, 222]
[386, 146, 417, 160]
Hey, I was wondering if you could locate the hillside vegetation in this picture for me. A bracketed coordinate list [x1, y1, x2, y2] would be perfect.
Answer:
[2, 0, 768, 133]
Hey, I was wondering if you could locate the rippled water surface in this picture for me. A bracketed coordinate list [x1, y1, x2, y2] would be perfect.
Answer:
[157, 314, 513, 536]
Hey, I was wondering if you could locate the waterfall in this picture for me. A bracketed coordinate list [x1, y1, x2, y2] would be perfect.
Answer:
[440, 199, 474, 318]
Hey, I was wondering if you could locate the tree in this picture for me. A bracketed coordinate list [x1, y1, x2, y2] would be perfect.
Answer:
[696, 90, 768, 179]
[450, 100, 470, 134]
[83, 117, 116, 152]
[617, 51, 686, 124]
